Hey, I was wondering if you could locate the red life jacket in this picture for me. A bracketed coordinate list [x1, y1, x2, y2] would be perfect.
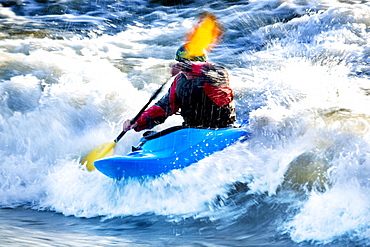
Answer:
[170, 72, 235, 128]
[135, 63, 236, 131]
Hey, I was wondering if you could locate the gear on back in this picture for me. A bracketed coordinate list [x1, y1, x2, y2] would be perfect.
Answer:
[172, 64, 235, 128]
[200, 64, 229, 86]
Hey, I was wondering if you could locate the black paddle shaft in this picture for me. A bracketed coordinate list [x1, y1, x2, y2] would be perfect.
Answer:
[114, 82, 167, 143]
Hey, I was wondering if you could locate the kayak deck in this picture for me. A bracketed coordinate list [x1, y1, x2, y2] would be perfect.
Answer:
[94, 127, 249, 179]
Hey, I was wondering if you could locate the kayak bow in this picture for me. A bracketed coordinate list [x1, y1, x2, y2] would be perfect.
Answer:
[94, 126, 249, 179]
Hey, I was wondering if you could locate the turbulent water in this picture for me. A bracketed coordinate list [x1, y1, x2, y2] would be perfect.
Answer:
[1, 0, 370, 246]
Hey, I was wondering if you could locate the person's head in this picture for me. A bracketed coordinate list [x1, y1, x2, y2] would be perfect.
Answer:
[175, 45, 207, 62]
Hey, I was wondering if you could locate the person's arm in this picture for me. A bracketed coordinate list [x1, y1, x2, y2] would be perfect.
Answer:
[123, 75, 181, 132]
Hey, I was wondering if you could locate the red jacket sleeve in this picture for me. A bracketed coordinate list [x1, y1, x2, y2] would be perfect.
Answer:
[203, 82, 234, 106]
[135, 105, 167, 131]
[134, 75, 181, 131]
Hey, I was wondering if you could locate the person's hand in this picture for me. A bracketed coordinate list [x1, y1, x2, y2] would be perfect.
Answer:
[123, 119, 138, 132]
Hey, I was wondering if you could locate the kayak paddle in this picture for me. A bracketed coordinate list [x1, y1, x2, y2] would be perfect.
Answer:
[81, 82, 167, 171]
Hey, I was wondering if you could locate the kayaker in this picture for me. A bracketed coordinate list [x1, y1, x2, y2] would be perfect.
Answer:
[123, 45, 236, 132]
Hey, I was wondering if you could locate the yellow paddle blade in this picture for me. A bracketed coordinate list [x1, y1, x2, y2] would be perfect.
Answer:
[184, 12, 223, 58]
[80, 142, 115, 171]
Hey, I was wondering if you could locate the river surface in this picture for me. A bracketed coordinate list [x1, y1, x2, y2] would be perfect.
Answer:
[1, 0, 370, 246]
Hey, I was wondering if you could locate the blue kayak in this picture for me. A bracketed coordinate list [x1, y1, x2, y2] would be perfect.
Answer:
[94, 126, 249, 180]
